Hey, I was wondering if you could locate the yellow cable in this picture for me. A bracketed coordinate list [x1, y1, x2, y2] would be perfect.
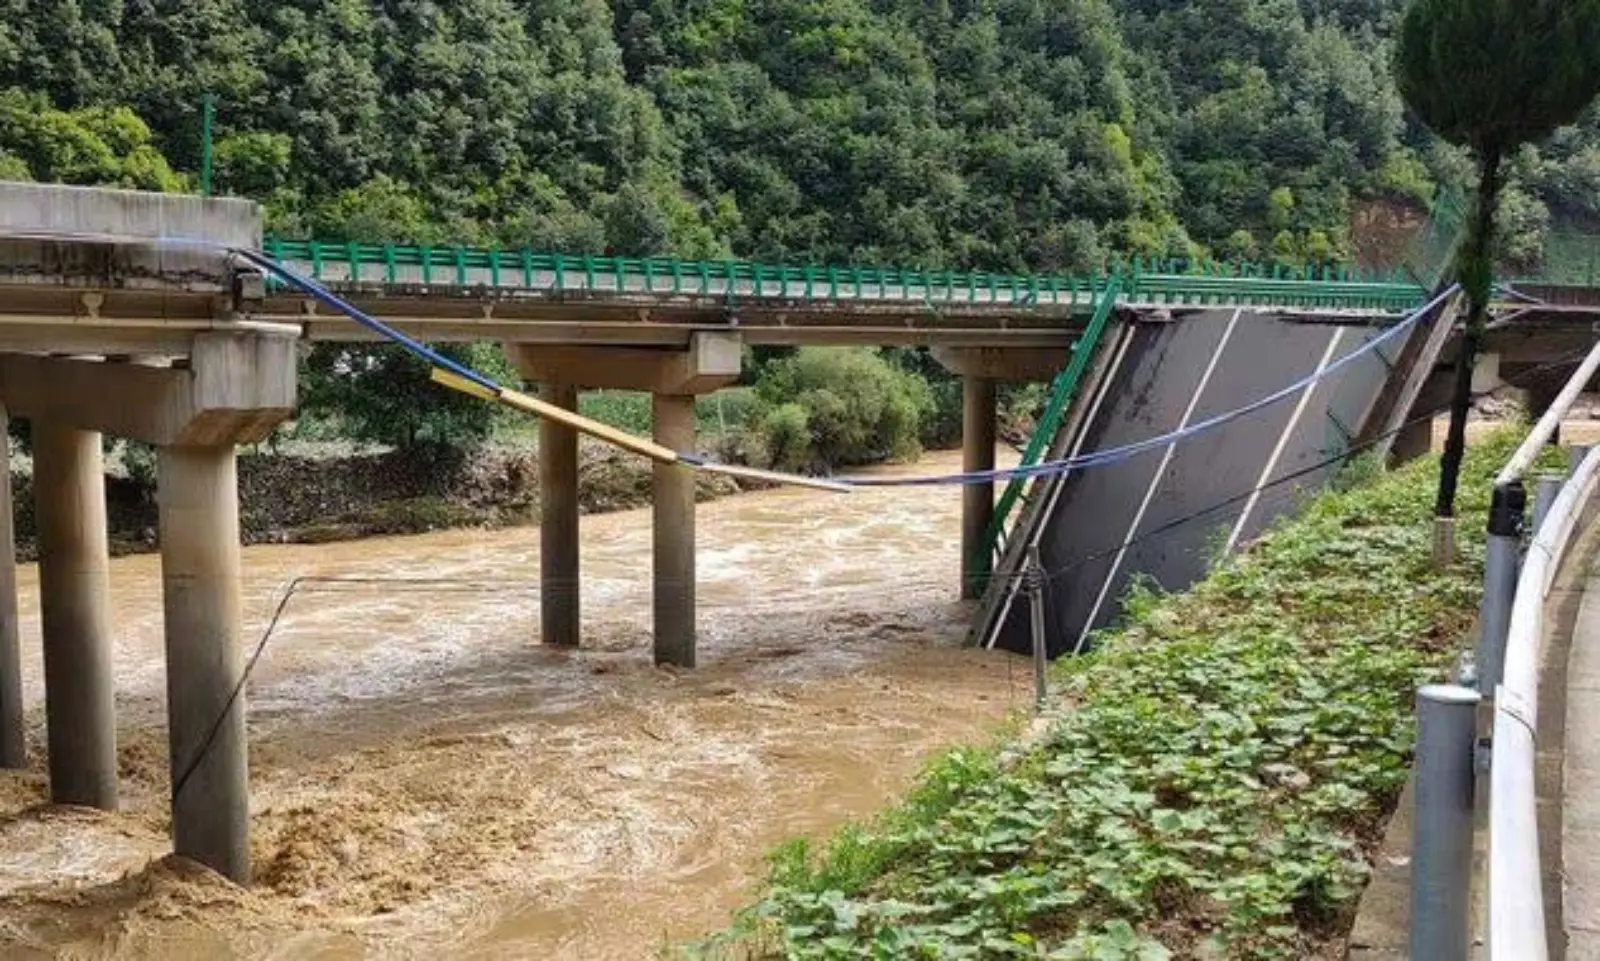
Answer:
[428, 367, 854, 493]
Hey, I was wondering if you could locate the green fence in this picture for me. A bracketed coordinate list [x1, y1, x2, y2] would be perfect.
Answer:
[972, 277, 1123, 592]
[1403, 187, 1600, 289]
[261, 238, 1427, 312]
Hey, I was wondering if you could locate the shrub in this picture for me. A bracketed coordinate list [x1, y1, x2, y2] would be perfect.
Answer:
[750, 347, 934, 472]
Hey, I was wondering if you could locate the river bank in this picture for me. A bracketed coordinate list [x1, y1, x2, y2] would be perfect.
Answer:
[699, 433, 1529, 958]
[0, 448, 1029, 960]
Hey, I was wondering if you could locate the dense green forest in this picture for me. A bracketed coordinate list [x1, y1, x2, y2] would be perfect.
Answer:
[1, 0, 1596, 462]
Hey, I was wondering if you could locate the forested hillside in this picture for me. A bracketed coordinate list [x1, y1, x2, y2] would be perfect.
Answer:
[2, 0, 1595, 272]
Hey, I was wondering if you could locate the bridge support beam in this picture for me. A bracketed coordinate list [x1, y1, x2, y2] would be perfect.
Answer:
[0, 407, 23, 769]
[931, 349, 1047, 601]
[962, 376, 997, 600]
[540, 383, 581, 648]
[653, 394, 697, 667]
[511, 333, 741, 667]
[33, 421, 118, 809]
[158, 444, 249, 882]
[0, 330, 294, 882]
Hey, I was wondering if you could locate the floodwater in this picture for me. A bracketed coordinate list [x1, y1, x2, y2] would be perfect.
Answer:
[0, 448, 1027, 960]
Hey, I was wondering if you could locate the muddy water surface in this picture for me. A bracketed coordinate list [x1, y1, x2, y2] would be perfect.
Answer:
[0, 449, 1026, 959]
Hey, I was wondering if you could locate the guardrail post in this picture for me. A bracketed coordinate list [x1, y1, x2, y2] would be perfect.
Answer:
[1026, 544, 1047, 709]
[1410, 683, 1482, 961]
[1476, 481, 1526, 693]
[1532, 473, 1564, 536]
[1570, 444, 1592, 479]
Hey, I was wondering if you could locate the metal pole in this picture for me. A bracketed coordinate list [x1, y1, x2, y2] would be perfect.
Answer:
[1026, 544, 1047, 709]
[1570, 444, 1592, 480]
[200, 93, 215, 197]
[1476, 481, 1525, 693]
[1410, 683, 1482, 961]
[1531, 473, 1564, 537]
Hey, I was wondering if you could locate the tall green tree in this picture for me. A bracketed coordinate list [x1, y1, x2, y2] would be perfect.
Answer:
[1396, 0, 1600, 524]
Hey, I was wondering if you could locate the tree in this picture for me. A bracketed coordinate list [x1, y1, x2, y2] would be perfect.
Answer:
[1396, 0, 1600, 526]
[300, 342, 519, 456]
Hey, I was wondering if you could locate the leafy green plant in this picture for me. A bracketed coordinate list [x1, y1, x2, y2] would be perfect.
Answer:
[750, 347, 935, 473]
[1396, 0, 1600, 519]
[689, 427, 1525, 959]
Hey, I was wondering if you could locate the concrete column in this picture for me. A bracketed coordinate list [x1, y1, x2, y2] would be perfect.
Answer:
[0, 408, 23, 769]
[1390, 413, 1437, 466]
[539, 383, 581, 648]
[32, 421, 116, 809]
[157, 444, 249, 882]
[652, 394, 696, 668]
[961, 376, 998, 600]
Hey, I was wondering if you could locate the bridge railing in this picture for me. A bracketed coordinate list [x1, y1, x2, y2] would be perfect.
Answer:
[259, 238, 1428, 313]
[1409, 338, 1600, 959]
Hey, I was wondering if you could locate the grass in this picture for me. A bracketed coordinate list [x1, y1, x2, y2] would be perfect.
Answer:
[686, 425, 1541, 960]
[574, 388, 762, 441]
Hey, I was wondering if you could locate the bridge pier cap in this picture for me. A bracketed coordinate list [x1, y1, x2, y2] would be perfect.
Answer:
[509, 331, 742, 394]
[0, 331, 296, 447]
[931, 346, 1063, 383]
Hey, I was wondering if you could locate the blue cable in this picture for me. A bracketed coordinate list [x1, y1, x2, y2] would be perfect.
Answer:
[231, 249, 502, 393]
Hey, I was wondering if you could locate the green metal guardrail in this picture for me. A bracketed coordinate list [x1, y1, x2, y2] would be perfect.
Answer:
[969, 276, 1123, 594]
[261, 238, 1428, 313]
[1406, 187, 1600, 289]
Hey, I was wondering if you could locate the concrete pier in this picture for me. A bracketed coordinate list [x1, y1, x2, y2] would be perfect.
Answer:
[0, 407, 23, 768]
[652, 394, 696, 668]
[158, 445, 249, 882]
[961, 376, 997, 600]
[932, 348, 1054, 600]
[511, 333, 740, 668]
[539, 383, 581, 648]
[33, 421, 117, 809]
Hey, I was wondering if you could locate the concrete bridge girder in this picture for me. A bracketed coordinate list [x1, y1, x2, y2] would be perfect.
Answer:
[509, 333, 742, 668]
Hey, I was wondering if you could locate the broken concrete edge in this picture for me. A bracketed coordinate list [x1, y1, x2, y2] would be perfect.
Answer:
[0, 181, 261, 249]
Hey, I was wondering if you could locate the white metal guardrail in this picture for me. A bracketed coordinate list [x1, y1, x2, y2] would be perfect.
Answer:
[1411, 336, 1600, 959]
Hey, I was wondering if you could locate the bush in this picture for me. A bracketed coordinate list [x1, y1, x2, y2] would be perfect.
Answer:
[749, 347, 934, 472]
[757, 402, 813, 472]
[880, 347, 962, 449]
[299, 342, 519, 456]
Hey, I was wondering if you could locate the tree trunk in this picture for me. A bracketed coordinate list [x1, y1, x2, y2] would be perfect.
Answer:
[1434, 148, 1502, 519]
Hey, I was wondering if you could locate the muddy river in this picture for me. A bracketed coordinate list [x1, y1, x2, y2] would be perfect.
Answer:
[0, 448, 1028, 959]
